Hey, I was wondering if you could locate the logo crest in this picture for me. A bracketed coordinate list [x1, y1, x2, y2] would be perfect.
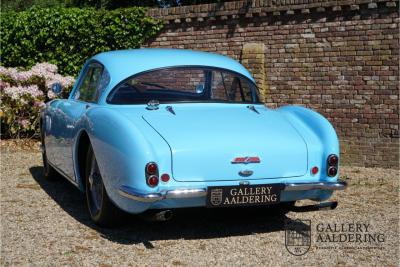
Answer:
[210, 189, 223, 206]
[285, 219, 311, 256]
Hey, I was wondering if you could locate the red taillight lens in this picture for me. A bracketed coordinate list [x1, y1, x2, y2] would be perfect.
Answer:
[327, 166, 338, 177]
[327, 154, 339, 166]
[146, 162, 158, 175]
[147, 175, 159, 187]
[327, 154, 338, 176]
[161, 173, 170, 183]
[311, 166, 319, 175]
[145, 162, 159, 187]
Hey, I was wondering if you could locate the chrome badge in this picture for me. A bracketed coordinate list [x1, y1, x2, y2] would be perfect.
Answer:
[231, 156, 261, 164]
[239, 170, 253, 177]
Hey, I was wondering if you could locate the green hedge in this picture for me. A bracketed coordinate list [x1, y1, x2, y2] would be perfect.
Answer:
[0, 7, 163, 76]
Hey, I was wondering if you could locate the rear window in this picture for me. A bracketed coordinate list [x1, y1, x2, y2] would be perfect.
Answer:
[107, 67, 259, 104]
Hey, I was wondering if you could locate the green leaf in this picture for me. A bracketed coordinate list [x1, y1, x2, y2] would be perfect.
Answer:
[0, 7, 163, 77]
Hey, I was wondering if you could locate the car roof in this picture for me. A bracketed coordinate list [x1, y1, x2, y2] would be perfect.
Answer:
[91, 48, 255, 89]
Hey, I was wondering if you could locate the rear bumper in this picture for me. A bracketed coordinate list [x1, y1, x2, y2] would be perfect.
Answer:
[118, 186, 206, 203]
[118, 180, 347, 203]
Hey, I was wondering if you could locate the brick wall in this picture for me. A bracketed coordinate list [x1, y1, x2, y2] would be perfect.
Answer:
[145, 0, 400, 168]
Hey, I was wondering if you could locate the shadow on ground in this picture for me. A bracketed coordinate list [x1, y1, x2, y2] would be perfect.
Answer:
[29, 166, 306, 247]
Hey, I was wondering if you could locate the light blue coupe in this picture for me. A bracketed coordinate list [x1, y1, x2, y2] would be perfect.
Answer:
[41, 49, 347, 226]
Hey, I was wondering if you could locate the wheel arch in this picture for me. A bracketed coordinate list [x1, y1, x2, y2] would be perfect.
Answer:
[74, 129, 92, 192]
[72, 107, 173, 214]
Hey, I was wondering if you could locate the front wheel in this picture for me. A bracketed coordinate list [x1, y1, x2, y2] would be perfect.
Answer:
[85, 146, 123, 227]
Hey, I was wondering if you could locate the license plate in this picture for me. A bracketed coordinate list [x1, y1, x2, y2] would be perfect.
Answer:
[206, 184, 284, 208]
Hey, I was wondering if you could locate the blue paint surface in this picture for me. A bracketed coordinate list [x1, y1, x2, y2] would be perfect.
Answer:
[42, 49, 340, 214]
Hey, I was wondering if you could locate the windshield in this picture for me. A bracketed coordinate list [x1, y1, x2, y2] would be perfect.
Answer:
[107, 67, 260, 104]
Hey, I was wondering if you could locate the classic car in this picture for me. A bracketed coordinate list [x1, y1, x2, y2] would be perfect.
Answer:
[41, 48, 347, 226]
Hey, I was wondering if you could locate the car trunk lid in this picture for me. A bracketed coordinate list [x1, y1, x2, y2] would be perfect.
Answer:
[142, 104, 308, 182]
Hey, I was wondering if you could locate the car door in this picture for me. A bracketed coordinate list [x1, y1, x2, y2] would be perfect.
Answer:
[52, 62, 104, 179]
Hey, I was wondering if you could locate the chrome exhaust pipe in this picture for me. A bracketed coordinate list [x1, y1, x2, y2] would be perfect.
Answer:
[290, 201, 338, 212]
[140, 210, 173, 222]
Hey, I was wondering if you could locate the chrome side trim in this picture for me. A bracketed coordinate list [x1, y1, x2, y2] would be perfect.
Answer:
[284, 180, 347, 191]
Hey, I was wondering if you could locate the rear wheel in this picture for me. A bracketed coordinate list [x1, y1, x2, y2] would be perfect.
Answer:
[85, 146, 123, 227]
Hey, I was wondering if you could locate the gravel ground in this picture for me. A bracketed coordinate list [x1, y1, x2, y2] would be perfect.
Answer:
[0, 146, 399, 266]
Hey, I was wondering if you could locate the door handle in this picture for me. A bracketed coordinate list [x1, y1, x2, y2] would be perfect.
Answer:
[85, 104, 91, 109]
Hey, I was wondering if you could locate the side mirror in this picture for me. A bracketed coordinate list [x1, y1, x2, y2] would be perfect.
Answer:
[51, 83, 62, 96]
[195, 84, 205, 94]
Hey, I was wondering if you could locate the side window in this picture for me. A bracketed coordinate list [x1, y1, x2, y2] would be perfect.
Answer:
[96, 67, 110, 100]
[211, 71, 253, 102]
[75, 63, 103, 102]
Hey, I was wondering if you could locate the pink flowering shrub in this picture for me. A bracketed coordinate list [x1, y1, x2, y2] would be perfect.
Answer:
[0, 63, 75, 138]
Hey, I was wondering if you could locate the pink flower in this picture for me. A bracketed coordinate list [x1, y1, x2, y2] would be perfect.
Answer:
[14, 71, 33, 82]
[47, 90, 56, 99]
[0, 80, 10, 90]
[0, 67, 33, 82]
[0, 66, 6, 74]
[0, 63, 75, 90]
[18, 119, 29, 129]
[34, 101, 46, 108]
[3, 85, 43, 99]
[45, 74, 75, 89]
[31, 62, 58, 74]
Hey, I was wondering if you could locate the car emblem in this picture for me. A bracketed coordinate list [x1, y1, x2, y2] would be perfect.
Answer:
[239, 170, 253, 177]
[231, 156, 261, 164]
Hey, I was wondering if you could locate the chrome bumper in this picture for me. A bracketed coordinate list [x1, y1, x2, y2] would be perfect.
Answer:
[118, 186, 207, 203]
[283, 180, 347, 191]
[118, 180, 348, 203]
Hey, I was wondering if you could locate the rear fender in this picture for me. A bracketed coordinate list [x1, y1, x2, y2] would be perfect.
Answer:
[277, 105, 339, 182]
[79, 107, 172, 213]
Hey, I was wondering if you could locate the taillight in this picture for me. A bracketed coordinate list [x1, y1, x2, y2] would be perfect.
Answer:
[328, 166, 338, 176]
[327, 154, 339, 177]
[147, 175, 159, 187]
[146, 162, 158, 175]
[161, 173, 170, 183]
[311, 166, 319, 175]
[328, 155, 339, 166]
[145, 162, 159, 187]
